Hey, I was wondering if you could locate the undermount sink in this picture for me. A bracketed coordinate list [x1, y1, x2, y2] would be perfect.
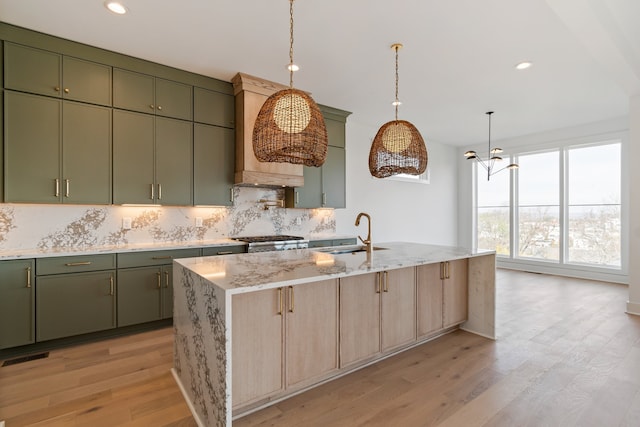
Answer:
[316, 245, 388, 255]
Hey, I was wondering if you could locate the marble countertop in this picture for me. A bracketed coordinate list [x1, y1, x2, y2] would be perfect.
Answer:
[175, 242, 495, 294]
[0, 239, 245, 260]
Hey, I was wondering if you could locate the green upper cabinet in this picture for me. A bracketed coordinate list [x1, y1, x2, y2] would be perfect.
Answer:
[4, 42, 111, 106]
[113, 110, 193, 205]
[194, 87, 235, 129]
[193, 123, 234, 206]
[285, 106, 351, 209]
[0, 259, 35, 350]
[4, 91, 111, 204]
[113, 68, 192, 121]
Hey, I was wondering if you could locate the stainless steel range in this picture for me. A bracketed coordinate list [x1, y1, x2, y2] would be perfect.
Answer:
[232, 235, 309, 253]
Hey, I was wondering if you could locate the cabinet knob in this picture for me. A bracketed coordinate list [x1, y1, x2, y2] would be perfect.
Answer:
[157, 105, 163, 111]
[54, 86, 60, 92]
[149, 104, 155, 109]
[64, 88, 70, 94]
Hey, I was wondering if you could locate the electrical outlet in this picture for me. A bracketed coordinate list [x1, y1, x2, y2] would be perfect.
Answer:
[122, 217, 132, 230]
[295, 217, 302, 225]
[195, 217, 203, 228]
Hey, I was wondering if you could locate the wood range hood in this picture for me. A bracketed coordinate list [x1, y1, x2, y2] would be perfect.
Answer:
[232, 72, 304, 188]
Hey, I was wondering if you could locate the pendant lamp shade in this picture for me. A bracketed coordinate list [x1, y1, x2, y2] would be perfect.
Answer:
[252, 0, 328, 167]
[369, 43, 427, 178]
[253, 88, 328, 166]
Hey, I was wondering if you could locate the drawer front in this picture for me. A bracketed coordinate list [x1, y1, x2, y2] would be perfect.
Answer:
[201, 245, 246, 256]
[36, 254, 116, 275]
[308, 239, 333, 248]
[117, 248, 201, 268]
[333, 238, 357, 246]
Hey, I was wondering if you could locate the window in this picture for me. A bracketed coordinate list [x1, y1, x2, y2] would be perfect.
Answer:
[567, 143, 621, 267]
[474, 139, 622, 273]
[517, 151, 560, 261]
[477, 164, 511, 256]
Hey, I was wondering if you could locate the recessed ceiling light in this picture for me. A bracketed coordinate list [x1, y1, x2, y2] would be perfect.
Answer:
[515, 61, 532, 70]
[105, 1, 127, 15]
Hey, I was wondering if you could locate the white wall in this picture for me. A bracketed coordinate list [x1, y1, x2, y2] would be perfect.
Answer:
[628, 95, 640, 314]
[335, 117, 459, 246]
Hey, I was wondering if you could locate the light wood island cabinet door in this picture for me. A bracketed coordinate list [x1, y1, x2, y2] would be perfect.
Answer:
[339, 273, 381, 367]
[286, 279, 339, 388]
[232, 289, 284, 408]
[381, 267, 416, 352]
[443, 259, 468, 328]
[417, 263, 444, 338]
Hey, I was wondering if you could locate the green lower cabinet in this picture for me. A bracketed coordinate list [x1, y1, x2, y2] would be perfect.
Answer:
[36, 270, 116, 341]
[0, 259, 35, 350]
[117, 266, 166, 326]
[162, 265, 174, 320]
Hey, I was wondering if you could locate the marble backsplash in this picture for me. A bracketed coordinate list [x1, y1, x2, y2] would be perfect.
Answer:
[0, 187, 336, 252]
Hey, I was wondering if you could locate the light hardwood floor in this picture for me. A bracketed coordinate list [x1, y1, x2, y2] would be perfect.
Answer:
[1, 270, 639, 426]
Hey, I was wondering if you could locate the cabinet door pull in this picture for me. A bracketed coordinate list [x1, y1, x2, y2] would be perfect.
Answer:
[157, 272, 162, 288]
[288, 286, 294, 313]
[383, 271, 389, 292]
[150, 183, 155, 200]
[445, 261, 450, 279]
[65, 179, 70, 198]
[152, 255, 172, 260]
[65, 261, 92, 266]
[109, 275, 114, 296]
[230, 187, 234, 203]
[376, 272, 381, 294]
[295, 191, 299, 205]
[440, 262, 444, 280]
[217, 251, 233, 255]
[55, 178, 60, 197]
[277, 288, 283, 315]
[322, 192, 327, 206]
[164, 271, 170, 288]
[158, 183, 162, 200]
[26, 267, 32, 288]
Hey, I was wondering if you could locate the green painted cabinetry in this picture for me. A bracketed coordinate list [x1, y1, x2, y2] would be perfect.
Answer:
[4, 91, 111, 204]
[113, 110, 192, 205]
[116, 248, 200, 326]
[4, 42, 111, 106]
[113, 68, 192, 121]
[35, 254, 117, 342]
[285, 106, 351, 209]
[194, 87, 235, 128]
[201, 245, 246, 256]
[0, 259, 35, 350]
[194, 123, 235, 206]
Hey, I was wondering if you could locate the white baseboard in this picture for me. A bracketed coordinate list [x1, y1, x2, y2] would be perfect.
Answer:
[626, 301, 640, 316]
[171, 368, 205, 427]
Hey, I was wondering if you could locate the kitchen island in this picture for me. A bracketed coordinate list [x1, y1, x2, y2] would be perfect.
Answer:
[172, 242, 495, 427]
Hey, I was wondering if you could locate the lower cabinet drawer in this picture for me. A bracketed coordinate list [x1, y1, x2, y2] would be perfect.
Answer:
[36, 254, 116, 275]
[36, 270, 116, 341]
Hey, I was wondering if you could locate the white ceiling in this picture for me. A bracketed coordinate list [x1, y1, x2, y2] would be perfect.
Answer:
[1, 0, 638, 146]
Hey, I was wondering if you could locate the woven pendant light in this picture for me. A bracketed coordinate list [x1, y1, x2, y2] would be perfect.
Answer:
[253, 0, 328, 167]
[369, 43, 427, 178]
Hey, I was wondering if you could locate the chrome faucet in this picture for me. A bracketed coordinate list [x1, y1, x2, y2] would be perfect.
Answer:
[355, 212, 372, 253]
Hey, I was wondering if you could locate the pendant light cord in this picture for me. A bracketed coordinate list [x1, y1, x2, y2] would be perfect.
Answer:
[394, 45, 399, 121]
[289, 0, 294, 88]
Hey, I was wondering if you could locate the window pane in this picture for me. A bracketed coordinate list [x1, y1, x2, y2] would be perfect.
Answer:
[567, 205, 621, 266]
[518, 151, 559, 206]
[518, 206, 560, 260]
[478, 207, 509, 255]
[477, 162, 511, 255]
[567, 143, 621, 267]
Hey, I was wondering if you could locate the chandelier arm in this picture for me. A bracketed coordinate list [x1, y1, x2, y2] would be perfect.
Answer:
[475, 156, 489, 171]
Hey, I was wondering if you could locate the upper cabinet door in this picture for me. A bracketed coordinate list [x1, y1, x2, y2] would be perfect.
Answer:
[62, 56, 112, 106]
[193, 123, 234, 206]
[113, 68, 155, 114]
[4, 42, 61, 97]
[193, 87, 234, 128]
[322, 146, 346, 208]
[156, 78, 192, 121]
[155, 117, 193, 206]
[4, 91, 61, 203]
[325, 116, 345, 148]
